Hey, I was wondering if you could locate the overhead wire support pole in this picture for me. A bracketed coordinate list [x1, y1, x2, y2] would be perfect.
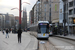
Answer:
[19, 0, 21, 28]
[63, 4, 66, 36]
[11, 1, 30, 29]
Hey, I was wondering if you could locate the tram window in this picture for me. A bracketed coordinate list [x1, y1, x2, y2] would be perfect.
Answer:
[37, 28, 41, 33]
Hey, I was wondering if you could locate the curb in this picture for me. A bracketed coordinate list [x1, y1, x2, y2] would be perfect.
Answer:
[54, 35, 75, 41]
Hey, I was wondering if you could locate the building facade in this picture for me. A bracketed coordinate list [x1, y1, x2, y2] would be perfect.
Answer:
[62, 0, 75, 35]
[34, 4, 37, 24]
[9, 14, 15, 28]
[5, 13, 10, 28]
[40, 0, 50, 21]
[0, 14, 3, 30]
[23, 8, 27, 29]
[51, 0, 60, 26]
[29, 0, 60, 27]
[29, 9, 34, 24]
[33, 0, 60, 24]
[29, 11, 31, 26]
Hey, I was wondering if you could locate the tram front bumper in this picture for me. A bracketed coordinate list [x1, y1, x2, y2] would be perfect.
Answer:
[37, 34, 49, 38]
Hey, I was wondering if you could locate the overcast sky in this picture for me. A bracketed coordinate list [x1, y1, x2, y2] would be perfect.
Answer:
[0, 0, 37, 21]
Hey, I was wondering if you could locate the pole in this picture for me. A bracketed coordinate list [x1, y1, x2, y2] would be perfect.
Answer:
[49, 0, 51, 24]
[19, 0, 21, 28]
[63, 4, 66, 36]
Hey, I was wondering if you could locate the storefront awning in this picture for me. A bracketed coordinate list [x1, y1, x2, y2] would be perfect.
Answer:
[52, 20, 59, 23]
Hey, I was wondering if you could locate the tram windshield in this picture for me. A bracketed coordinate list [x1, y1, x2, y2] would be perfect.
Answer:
[40, 25, 47, 33]
[38, 23, 49, 33]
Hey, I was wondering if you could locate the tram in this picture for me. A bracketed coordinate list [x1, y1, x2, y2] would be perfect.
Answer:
[37, 21, 49, 38]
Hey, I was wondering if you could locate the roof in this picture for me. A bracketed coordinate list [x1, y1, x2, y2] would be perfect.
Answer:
[38, 21, 49, 23]
[62, 0, 66, 2]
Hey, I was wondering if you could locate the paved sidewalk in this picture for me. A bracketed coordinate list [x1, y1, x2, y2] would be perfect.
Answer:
[0, 31, 38, 50]
[55, 35, 75, 41]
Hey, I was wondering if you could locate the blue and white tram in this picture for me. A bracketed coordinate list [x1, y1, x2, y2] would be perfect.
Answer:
[37, 21, 49, 39]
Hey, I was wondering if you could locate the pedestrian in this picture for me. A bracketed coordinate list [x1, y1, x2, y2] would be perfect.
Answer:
[17, 28, 22, 43]
[5, 28, 9, 38]
[2, 29, 5, 34]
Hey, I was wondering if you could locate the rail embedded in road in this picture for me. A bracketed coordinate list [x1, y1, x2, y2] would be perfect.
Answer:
[38, 39, 59, 50]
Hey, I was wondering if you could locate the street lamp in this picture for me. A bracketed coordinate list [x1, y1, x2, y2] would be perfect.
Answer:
[11, 0, 30, 29]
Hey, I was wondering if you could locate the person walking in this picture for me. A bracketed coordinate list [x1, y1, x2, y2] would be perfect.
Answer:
[6, 29, 9, 38]
[17, 28, 22, 43]
[2, 29, 5, 34]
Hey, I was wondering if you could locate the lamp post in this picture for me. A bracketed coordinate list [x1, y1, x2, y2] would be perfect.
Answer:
[49, 0, 51, 24]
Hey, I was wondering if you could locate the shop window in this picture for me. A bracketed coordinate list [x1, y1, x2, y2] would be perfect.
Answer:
[73, 18, 75, 24]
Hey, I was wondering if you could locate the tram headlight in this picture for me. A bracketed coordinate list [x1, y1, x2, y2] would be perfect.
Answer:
[39, 34, 41, 35]
[47, 34, 49, 35]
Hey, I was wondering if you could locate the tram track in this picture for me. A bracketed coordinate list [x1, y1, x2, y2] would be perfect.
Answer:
[29, 32, 59, 50]
[38, 39, 59, 50]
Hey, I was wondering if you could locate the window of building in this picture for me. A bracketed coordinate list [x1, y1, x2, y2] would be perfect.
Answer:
[50, 4, 51, 7]
[45, 13, 46, 16]
[46, 0, 48, 2]
[69, 18, 73, 24]
[74, 0, 75, 6]
[50, 8, 51, 12]
[69, 9, 73, 15]
[44, 17, 46, 20]
[74, 8, 75, 14]
[67, 3, 68, 11]
[69, 1, 73, 7]
[45, 8, 46, 12]
[44, 4, 46, 8]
